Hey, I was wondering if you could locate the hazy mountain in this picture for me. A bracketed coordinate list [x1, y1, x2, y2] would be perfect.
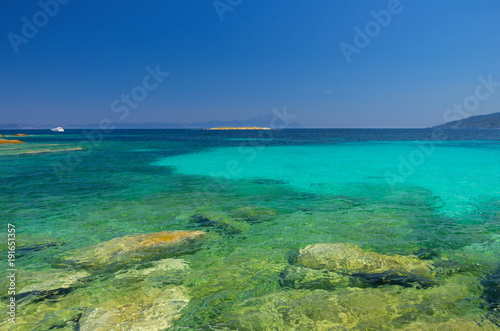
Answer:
[0, 114, 302, 130]
[434, 112, 500, 129]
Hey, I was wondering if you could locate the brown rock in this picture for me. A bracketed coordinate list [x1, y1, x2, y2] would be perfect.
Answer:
[59, 230, 205, 270]
[0, 139, 24, 144]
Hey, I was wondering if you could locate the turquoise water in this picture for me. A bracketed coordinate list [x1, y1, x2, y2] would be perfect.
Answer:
[1, 129, 500, 330]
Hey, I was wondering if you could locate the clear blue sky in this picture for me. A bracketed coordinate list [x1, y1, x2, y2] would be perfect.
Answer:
[1, 0, 499, 128]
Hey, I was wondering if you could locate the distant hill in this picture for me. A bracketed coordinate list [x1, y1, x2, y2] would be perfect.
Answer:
[0, 114, 301, 130]
[434, 112, 500, 129]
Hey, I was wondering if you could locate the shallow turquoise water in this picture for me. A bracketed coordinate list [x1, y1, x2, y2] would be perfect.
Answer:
[155, 141, 500, 219]
[1, 129, 499, 330]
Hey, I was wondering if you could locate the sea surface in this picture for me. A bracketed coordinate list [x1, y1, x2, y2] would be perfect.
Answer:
[1, 129, 500, 330]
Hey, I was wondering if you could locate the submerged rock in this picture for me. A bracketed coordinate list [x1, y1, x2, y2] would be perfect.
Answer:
[15, 269, 90, 306]
[16, 234, 65, 257]
[279, 265, 350, 290]
[191, 213, 250, 235]
[218, 274, 487, 330]
[113, 258, 189, 286]
[58, 230, 205, 270]
[13, 133, 29, 136]
[34, 309, 83, 331]
[79, 285, 189, 331]
[0, 139, 24, 144]
[3, 258, 192, 330]
[230, 206, 278, 223]
[482, 266, 500, 325]
[402, 318, 499, 330]
[297, 243, 436, 287]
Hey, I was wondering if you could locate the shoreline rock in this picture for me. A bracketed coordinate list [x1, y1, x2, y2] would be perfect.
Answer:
[0, 139, 24, 144]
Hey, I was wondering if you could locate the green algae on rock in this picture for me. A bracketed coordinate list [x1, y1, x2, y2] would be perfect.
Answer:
[297, 243, 436, 286]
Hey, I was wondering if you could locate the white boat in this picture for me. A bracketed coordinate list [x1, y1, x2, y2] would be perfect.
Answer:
[51, 127, 64, 132]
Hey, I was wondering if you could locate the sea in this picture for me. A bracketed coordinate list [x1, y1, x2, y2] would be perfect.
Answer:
[1, 129, 499, 330]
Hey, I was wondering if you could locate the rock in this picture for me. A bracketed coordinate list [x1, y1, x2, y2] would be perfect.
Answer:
[279, 265, 350, 290]
[20, 147, 84, 155]
[16, 234, 64, 257]
[14, 269, 90, 306]
[20, 270, 90, 294]
[0, 139, 24, 144]
[79, 285, 189, 331]
[13, 133, 28, 136]
[34, 309, 83, 330]
[482, 267, 500, 318]
[113, 258, 189, 285]
[218, 274, 487, 330]
[2, 258, 191, 330]
[191, 213, 250, 235]
[401, 318, 499, 330]
[230, 206, 278, 223]
[297, 243, 436, 287]
[57, 230, 205, 270]
[454, 234, 500, 268]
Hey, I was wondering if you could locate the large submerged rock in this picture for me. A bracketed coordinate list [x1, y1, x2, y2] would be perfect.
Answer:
[12, 269, 90, 308]
[79, 285, 189, 331]
[297, 243, 435, 286]
[58, 230, 205, 270]
[218, 274, 490, 330]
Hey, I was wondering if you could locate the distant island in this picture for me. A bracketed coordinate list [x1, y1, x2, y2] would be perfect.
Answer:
[208, 127, 271, 130]
[434, 112, 500, 129]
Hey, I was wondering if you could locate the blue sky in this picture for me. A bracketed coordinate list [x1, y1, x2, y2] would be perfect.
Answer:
[1, 0, 499, 128]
